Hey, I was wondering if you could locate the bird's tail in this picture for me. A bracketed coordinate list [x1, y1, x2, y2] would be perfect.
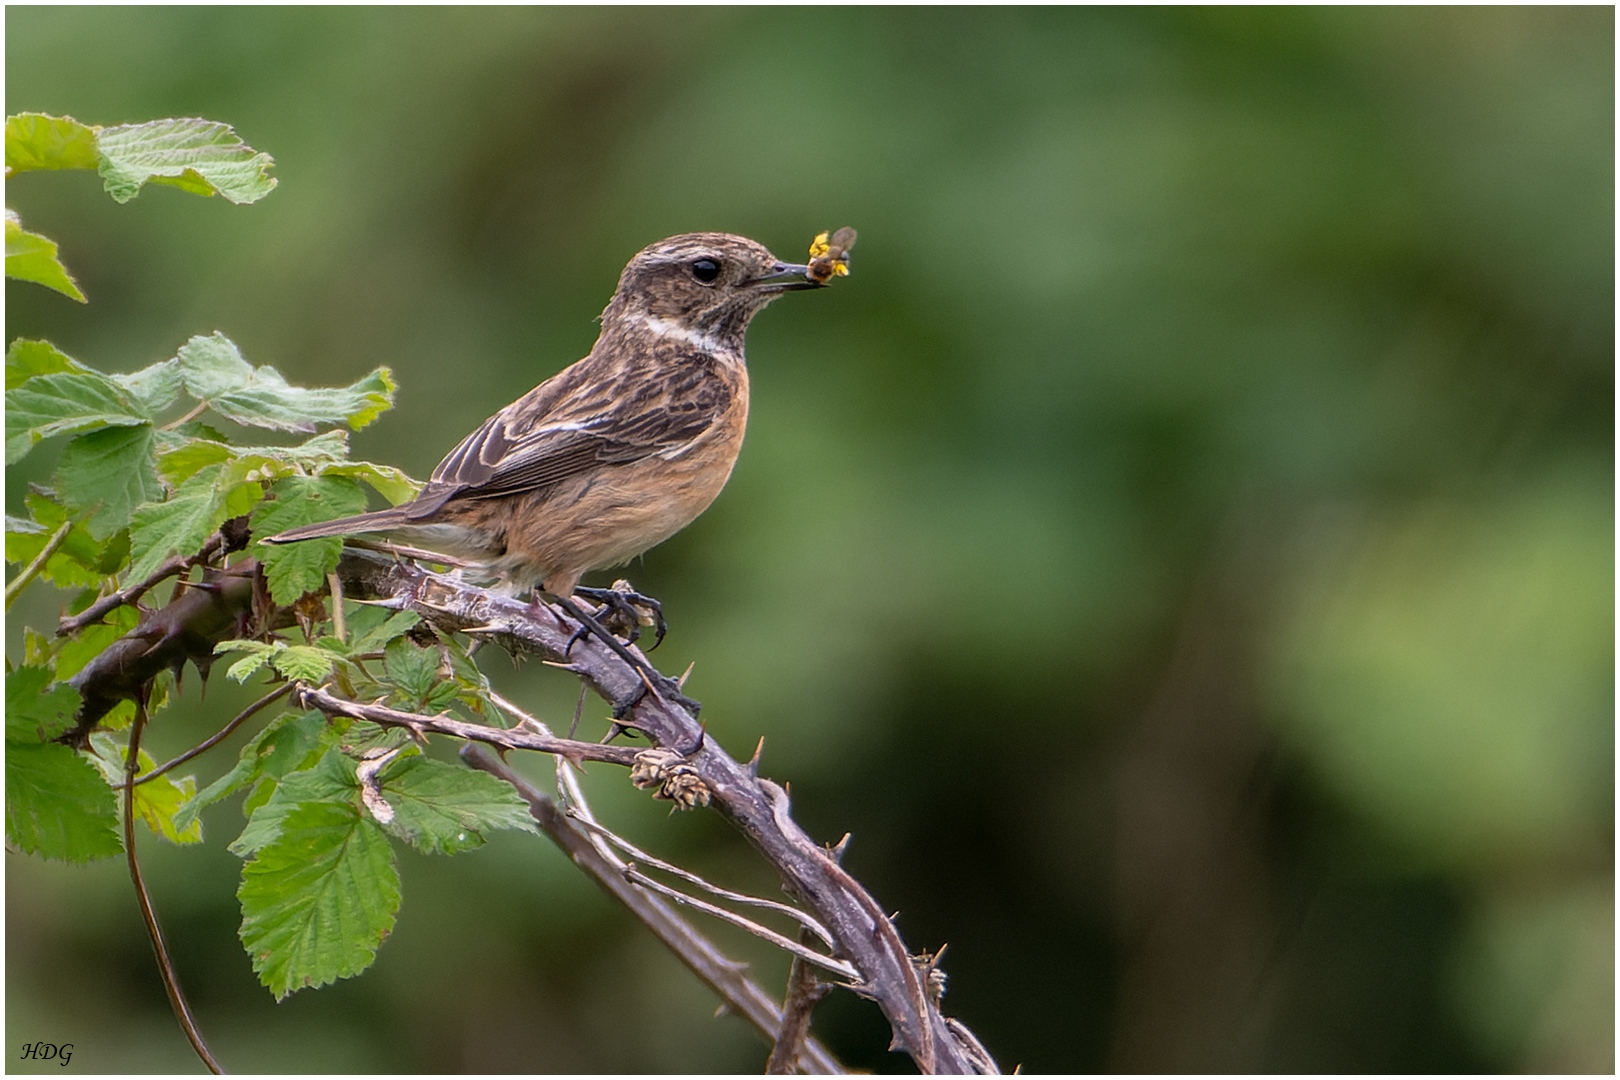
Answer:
[261, 507, 420, 545]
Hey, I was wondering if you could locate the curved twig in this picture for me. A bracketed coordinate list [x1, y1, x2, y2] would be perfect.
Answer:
[124, 700, 225, 1074]
[58, 533, 224, 636]
[118, 683, 294, 789]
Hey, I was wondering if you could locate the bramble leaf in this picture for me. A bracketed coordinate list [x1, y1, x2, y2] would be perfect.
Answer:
[318, 460, 421, 505]
[111, 358, 184, 413]
[175, 332, 253, 400]
[56, 424, 163, 540]
[127, 463, 230, 582]
[86, 734, 203, 845]
[382, 637, 446, 710]
[216, 640, 277, 683]
[237, 800, 399, 1000]
[250, 475, 369, 605]
[6, 339, 86, 389]
[346, 607, 421, 655]
[214, 365, 398, 434]
[378, 756, 539, 855]
[6, 371, 151, 464]
[5, 742, 122, 861]
[95, 117, 276, 205]
[173, 333, 397, 433]
[176, 710, 336, 832]
[5, 210, 86, 302]
[230, 750, 360, 857]
[273, 645, 340, 684]
[6, 666, 81, 742]
[5, 113, 99, 173]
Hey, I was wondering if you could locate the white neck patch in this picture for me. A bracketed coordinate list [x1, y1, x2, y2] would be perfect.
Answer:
[633, 314, 730, 356]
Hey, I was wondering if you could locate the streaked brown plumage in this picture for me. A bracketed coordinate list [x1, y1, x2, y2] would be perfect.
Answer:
[265, 233, 822, 603]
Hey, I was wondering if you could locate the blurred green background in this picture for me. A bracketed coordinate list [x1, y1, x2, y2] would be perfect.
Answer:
[6, 6, 1613, 1073]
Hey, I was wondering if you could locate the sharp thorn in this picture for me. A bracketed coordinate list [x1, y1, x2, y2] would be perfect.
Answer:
[676, 660, 695, 689]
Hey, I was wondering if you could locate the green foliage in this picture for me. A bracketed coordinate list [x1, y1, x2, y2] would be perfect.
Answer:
[4, 113, 100, 172]
[6, 741, 124, 862]
[237, 801, 400, 1000]
[5, 209, 85, 301]
[249, 475, 370, 605]
[175, 710, 340, 833]
[6, 368, 152, 465]
[214, 639, 345, 685]
[85, 734, 204, 845]
[95, 117, 278, 205]
[5, 113, 275, 308]
[4, 668, 122, 861]
[375, 755, 541, 855]
[6, 665, 81, 742]
[56, 425, 164, 540]
[3, 110, 553, 1013]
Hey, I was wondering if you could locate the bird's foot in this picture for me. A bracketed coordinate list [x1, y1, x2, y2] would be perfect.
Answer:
[553, 595, 700, 719]
[573, 580, 667, 650]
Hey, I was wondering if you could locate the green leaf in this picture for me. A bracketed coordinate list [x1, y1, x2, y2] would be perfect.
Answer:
[250, 476, 369, 605]
[5, 210, 86, 302]
[272, 645, 340, 684]
[175, 332, 253, 400]
[346, 607, 421, 655]
[213, 366, 398, 434]
[127, 463, 229, 582]
[229, 748, 359, 856]
[86, 734, 203, 845]
[319, 460, 422, 506]
[95, 117, 277, 205]
[382, 637, 443, 709]
[378, 757, 540, 855]
[5, 113, 101, 173]
[159, 431, 352, 489]
[5, 741, 123, 861]
[55, 424, 163, 540]
[215, 640, 277, 683]
[6, 339, 87, 390]
[111, 358, 184, 413]
[6, 492, 111, 591]
[6, 666, 81, 742]
[176, 710, 335, 832]
[156, 439, 237, 486]
[237, 801, 399, 1000]
[6, 370, 151, 464]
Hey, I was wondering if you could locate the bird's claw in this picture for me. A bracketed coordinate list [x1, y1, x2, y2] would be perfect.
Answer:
[574, 582, 668, 651]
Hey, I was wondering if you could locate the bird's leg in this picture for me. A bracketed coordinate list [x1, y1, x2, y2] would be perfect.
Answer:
[574, 580, 668, 650]
[551, 595, 700, 719]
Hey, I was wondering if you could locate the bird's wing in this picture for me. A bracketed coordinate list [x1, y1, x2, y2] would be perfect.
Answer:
[408, 356, 733, 513]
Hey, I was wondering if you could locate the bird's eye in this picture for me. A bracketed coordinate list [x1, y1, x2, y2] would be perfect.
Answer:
[691, 258, 720, 284]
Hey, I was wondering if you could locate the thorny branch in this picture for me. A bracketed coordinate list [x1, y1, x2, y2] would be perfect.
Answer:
[462, 745, 843, 1074]
[64, 544, 999, 1074]
[330, 549, 997, 1074]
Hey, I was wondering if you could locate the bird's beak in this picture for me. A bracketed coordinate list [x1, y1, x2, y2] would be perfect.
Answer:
[748, 261, 823, 293]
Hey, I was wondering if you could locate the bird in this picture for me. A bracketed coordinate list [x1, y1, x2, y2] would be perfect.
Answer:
[264, 232, 831, 707]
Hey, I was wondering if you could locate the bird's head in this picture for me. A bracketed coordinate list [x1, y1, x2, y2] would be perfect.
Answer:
[602, 232, 821, 352]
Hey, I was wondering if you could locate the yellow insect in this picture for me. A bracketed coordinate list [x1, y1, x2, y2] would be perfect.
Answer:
[806, 226, 857, 283]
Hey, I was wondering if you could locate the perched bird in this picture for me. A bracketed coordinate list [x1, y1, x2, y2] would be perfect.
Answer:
[265, 232, 828, 698]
